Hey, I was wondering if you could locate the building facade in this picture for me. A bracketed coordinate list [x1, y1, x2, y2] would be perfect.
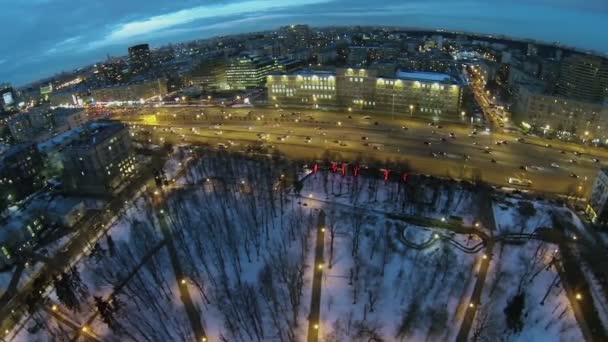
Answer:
[557, 54, 608, 104]
[0, 144, 45, 211]
[512, 84, 608, 140]
[586, 168, 608, 228]
[89, 79, 168, 102]
[267, 67, 464, 119]
[226, 55, 277, 89]
[61, 122, 137, 196]
[128, 44, 152, 75]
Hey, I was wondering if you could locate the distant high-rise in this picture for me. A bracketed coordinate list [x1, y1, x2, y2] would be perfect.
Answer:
[281, 25, 312, 51]
[128, 44, 152, 75]
[557, 54, 608, 103]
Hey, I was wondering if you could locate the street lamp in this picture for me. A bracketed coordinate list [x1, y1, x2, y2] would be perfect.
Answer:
[409, 104, 414, 117]
[576, 293, 582, 300]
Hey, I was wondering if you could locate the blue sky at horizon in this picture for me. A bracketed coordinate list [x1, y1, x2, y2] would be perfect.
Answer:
[1, 0, 607, 87]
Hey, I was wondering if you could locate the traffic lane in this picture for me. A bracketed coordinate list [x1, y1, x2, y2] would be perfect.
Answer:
[117, 105, 608, 160]
[137, 122, 600, 185]
[143, 128, 585, 196]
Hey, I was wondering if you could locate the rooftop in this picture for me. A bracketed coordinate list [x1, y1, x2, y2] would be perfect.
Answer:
[64, 122, 125, 150]
[396, 71, 455, 83]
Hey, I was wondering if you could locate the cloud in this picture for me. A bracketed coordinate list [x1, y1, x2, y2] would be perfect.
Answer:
[86, 0, 333, 49]
[44, 36, 82, 56]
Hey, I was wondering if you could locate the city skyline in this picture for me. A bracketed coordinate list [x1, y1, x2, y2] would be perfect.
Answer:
[1, 0, 608, 86]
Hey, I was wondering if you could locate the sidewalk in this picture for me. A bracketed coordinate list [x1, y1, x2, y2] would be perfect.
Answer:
[157, 210, 207, 342]
[307, 211, 326, 342]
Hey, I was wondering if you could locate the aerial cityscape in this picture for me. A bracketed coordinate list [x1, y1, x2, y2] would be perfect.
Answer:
[1, 1, 608, 341]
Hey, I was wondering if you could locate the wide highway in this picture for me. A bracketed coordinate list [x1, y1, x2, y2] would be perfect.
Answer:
[107, 106, 605, 197]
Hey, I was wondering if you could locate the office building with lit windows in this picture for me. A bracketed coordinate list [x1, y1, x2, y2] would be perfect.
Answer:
[0, 143, 45, 212]
[557, 54, 608, 103]
[267, 67, 464, 119]
[226, 55, 278, 89]
[267, 69, 337, 108]
[61, 122, 137, 196]
[128, 44, 152, 75]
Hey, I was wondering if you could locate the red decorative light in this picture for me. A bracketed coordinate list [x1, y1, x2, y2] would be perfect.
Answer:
[331, 162, 338, 173]
[354, 166, 360, 177]
[384, 169, 390, 181]
[402, 173, 409, 182]
[341, 163, 347, 176]
[313, 163, 318, 174]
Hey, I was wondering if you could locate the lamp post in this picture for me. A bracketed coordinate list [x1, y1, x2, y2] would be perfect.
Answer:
[409, 104, 414, 117]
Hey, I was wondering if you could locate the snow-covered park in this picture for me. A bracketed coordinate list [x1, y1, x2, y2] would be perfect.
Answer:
[8, 151, 590, 341]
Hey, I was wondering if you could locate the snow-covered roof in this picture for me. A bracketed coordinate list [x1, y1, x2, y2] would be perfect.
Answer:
[396, 71, 454, 83]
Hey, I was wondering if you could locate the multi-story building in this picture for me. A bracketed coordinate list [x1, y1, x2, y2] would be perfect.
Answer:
[7, 107, 87, 142]
[89, 79, 168, 102]
[267, 69, 337, 108]
[0, 85, 16, 111]
[557, 54, 608, 103]
[61, 122, 137, 196]
[128, 44, 152, 75]
[0, 212, 47, 268]
[226, 55, 277, 89]
[0, 144, 45, 211]
[101, 60, 128, 84]
[190, 58, 228, 90]
[280, 25, 312, 52]
[267, 67, 464, 119]
[586, 168, 608, 228]
[512, 84, 608, 139]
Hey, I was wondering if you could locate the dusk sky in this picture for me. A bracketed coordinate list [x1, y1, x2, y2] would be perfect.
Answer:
[1, 0, 607, 86]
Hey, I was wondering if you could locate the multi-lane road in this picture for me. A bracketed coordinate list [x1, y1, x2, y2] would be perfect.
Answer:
[110, 106, 607, 197]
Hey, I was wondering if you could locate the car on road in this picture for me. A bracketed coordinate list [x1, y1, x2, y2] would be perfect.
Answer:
[339, 142, 347, 147]
[573, 151, 582, 156]
[361, 136, 369, 140]
[508, 177, 532, 187]
[516, 138, 525, 142]
[449, 133, 456, 138]
[423, 141, 431, 146]
[593, 158, 600, 163]
[373, 146, 381, 150]
[431, 152, 438, 157]
[570, 173, 578, 178]
[545, 143, 552, 148]
[560, 150, 566, 154]
[568, 159, 577, 164]
[440, 137, 447, 142]
[491, 159, 496, 163]
[402, 126, 408, 130]
[550, 163, 560, 168]
[519, 165, 527, 171]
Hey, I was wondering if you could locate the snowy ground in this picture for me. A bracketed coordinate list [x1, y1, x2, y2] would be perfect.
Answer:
[14, 153, 316, 342]
[9, 158, 591, 342]
[318, 210, 480, 341]
[299, 172, 479, 226]
[471, 241, 582, 341]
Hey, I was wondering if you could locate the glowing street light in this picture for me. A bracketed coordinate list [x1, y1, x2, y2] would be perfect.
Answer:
[52, 305, 58, 311]
[317, 264, 324, 270]
[576, 293, 582, 300]
[314, 324, 319, 330]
